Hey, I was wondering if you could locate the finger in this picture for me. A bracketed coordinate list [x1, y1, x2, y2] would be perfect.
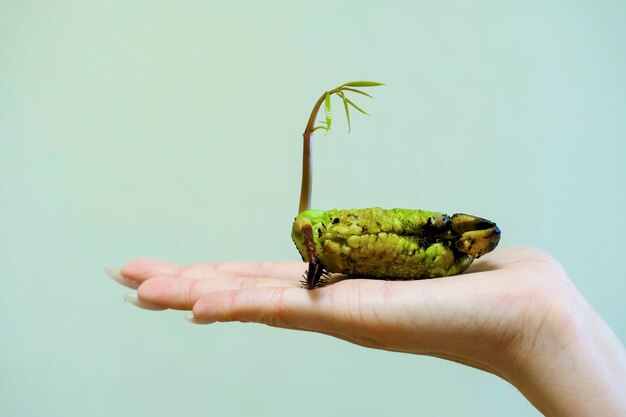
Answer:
[190, 280, 401, 333]
[104, 267, 140, 289]
[138, 275, 300, 310]
[181, 261, 306, 281]
[191, 286, 326, 330]
[121, 259, 307, 284]
[120, 258, 182, 284]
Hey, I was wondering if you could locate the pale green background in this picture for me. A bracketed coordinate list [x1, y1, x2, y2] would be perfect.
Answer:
[1, 1, 625, 416]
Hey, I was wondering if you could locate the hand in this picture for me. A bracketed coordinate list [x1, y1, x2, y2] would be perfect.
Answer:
[109, 247, 626, 417]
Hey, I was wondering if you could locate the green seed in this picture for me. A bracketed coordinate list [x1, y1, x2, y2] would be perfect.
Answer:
[292, 207, 501, 280]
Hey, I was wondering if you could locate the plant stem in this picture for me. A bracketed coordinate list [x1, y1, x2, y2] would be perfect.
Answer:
[298, 88, 338, 213]
[298, 81, 382, 212]
[299, 131, 313, 213]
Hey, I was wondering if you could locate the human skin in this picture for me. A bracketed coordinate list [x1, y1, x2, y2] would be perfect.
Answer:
[114, 247, 626, 416]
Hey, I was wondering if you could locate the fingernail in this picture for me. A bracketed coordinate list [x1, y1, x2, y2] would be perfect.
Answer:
[104, 267, 139, 289]
[123, 293, 166, 311]
[184, 314, 215, 324]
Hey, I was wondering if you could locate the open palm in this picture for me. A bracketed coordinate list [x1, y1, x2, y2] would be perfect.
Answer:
[114, 247, 567, 374]
[110, 247, 626, 417]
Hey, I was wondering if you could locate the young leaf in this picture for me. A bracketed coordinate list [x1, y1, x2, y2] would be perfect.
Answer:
[324, 92, 332, 131]
[299, 80, 384, 213]
[341, 81, 384, 87]
[342, 87, 373, 98]
[344, 96, 369, 115]
[337, 91, 351, 132]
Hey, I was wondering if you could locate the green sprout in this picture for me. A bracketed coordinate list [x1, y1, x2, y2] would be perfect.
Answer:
[298, 81, 384, 213]
[291, 81, 501, 289]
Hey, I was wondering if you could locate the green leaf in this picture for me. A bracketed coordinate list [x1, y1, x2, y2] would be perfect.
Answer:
[344, 96, 369, 115]
[324, 92, 332, 131]
[337, 91, 351, 132]
[341, 81, 384, 87]
[342, 87, 373, 98]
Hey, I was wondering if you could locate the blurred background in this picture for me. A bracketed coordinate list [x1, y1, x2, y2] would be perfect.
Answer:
[1, 1, 625, 416]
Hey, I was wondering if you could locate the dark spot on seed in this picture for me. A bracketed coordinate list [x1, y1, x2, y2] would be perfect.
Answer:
[333, 218, 340, 224]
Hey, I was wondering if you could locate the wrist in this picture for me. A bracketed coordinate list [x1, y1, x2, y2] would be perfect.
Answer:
[504, 289, 626, 417]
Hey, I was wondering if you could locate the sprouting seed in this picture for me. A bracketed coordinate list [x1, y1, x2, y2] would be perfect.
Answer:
[292, 82, 501, 289]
